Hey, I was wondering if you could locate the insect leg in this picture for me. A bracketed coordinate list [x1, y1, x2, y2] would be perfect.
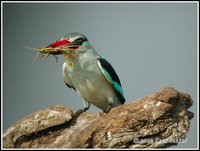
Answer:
[32, 52, 40, 64]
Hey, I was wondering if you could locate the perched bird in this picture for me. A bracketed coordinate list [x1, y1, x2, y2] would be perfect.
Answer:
[47, 32, 125, 113]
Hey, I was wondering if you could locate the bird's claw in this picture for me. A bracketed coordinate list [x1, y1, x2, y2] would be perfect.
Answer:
[103, 102, 113, 113]
[73, 106, 90, 118]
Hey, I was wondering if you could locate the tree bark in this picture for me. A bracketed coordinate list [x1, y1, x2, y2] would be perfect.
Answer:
[3, 87, 194, 148]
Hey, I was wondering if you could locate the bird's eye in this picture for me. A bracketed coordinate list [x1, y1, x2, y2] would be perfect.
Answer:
[73, 38, 84, 45]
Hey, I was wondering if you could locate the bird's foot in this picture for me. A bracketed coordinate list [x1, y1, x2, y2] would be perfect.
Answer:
[103, 102, 113, 114]
[73, 106, 90, 118]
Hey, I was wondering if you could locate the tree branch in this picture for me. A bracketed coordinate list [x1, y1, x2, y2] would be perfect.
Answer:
[3, 87, 193, 148]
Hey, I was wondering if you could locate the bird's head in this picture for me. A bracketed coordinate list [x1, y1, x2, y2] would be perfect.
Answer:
[47, 32, 92, 54]
[27, 32, 92, 63]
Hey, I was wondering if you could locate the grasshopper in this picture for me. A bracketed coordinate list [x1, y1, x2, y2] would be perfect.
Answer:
[26, 47, 62, 63]
[26, 45, 79, 65]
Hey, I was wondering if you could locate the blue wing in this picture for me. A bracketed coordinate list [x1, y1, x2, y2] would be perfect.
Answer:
[97, 57, 125, 104]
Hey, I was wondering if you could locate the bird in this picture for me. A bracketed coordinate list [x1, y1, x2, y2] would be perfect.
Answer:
[47, 32, 125, 113]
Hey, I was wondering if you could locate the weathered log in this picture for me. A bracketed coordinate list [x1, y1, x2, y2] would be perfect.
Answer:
[3, 87, 193, 148]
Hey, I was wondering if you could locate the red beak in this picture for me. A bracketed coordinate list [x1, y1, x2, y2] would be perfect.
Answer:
[48, 39, 70, 48]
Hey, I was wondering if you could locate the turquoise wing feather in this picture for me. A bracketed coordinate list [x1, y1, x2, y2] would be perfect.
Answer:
[97, 57, 125, 104]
